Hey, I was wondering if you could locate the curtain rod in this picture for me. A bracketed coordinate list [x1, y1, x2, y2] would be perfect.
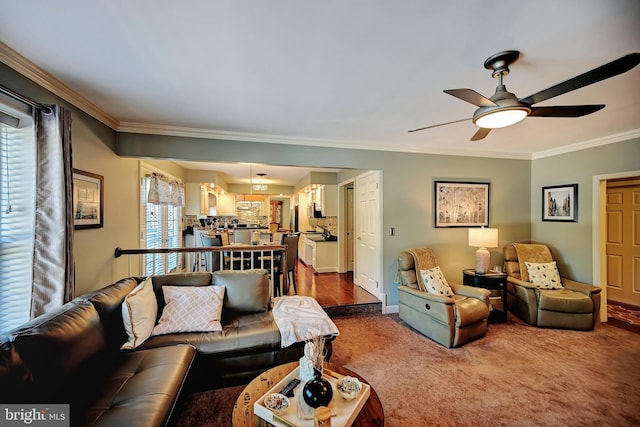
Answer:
[0, 84, 53, 114]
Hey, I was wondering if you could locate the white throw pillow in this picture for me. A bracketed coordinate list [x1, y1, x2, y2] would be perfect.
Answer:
[420, 266, 454, 297]
[525, 261, 564, 290]
[151, 285, 226, 335]
[121, 277, 157, 350]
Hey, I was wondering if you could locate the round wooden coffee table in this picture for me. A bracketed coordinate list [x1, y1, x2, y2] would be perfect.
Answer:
[232, 361, 384, 426]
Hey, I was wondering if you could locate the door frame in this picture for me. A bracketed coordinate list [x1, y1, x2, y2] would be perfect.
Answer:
[592, 169, 640, 322]
[337, 178, 355, 274]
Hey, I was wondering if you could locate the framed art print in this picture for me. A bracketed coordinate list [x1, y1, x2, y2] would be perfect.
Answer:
[542, 184, 577, 222]
[434, 181, 490, 228]
[73, 169, 104, 229]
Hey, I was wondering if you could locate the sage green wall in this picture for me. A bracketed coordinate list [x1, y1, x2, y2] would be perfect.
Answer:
[531, 138, 640, 284]
[1, 64, 184, 296]
[118, 133, 532, 306]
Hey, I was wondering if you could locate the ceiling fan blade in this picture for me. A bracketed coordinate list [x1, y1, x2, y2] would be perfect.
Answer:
[470, 127, 491, 141]
[529, 105, 605, 117]
[444, 89, 497, 107]
[408, 117, 471, 133]
[520, 52, 640, 105]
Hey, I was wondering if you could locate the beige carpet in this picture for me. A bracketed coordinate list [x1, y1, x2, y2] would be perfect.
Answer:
[175, 314, 640, 426]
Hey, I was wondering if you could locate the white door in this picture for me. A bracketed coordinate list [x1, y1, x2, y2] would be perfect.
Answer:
[355, 171, 383, 301]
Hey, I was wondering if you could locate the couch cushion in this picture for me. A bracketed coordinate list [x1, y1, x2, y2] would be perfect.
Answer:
[150, 273, 213, 318]
[3, 301, 107, 402]
[212, 269, 270, 314]
[420, 266, 454, 297]
[79, 345, 196, 427]
[86, 277, 141, 349]
[537, 289, 593, 313]
[152, 285, 225, 335]
[525, 261, 564, 290]
[121, 277, 157, 350]
[137, 312, 280, 355]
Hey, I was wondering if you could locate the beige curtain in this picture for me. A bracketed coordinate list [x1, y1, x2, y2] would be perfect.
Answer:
[31, 105, 75, 318]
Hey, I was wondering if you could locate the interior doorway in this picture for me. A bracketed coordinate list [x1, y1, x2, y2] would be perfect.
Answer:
[605, 177, 640, 306]
[593, 169, 640, 321]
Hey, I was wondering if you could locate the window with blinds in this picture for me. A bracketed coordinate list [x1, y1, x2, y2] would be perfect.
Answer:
[0, 106, 35, 335]
[140, 171, 181, 275]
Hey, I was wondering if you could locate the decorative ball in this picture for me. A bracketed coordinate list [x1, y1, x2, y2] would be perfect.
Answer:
[302, 375, 333, 408]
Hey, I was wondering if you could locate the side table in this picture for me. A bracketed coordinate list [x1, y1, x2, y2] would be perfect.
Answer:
[232, 361, 384, 426]
[462, 269, 508, 323]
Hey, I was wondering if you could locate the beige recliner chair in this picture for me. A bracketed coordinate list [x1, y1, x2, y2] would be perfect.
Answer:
[396, 247, 491, 348]
[503, 243, 601, 330]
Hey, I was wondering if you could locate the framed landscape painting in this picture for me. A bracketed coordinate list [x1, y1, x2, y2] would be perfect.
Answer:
[73, 169, 103, 229]
[542, 184, 577, 222]
[434, 181, 490, 228]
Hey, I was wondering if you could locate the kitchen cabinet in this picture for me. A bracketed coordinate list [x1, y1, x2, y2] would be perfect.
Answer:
[185, 183, 210, 216]
[299, 233, 338, 273]
[217, 193, 236, 216]
[309, 239, 338, 273]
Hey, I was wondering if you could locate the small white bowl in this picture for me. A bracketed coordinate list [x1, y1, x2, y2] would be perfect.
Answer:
[264, 393, 290, 415]
[336, 376, 362, 400]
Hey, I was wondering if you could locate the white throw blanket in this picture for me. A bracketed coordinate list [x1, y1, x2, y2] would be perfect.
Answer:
[272, 296, 340, 347]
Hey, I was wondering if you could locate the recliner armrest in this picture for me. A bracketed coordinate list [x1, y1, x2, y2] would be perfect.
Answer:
[397, 285, 455, 305]
[562, 278, 602, 296]
[449, 282, 491, 301]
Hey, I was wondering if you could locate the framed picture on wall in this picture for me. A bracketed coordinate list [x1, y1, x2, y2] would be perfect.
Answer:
[73, 169, 104, 229]
[434, 181, 490, 227]
[542, 184, 578, 222]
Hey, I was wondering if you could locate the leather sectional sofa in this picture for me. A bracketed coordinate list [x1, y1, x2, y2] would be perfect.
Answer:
[0, 269, 329, 426]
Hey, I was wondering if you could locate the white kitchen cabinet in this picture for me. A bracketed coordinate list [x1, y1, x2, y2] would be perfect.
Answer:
[217, 193, 236, 216]
[312, 240, 338, 273]
[322, 185, 337, 216]
[185, 183, 208, 216]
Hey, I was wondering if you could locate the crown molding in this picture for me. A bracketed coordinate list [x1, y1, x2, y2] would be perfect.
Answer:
[118, 121, 532, 159]
[531, 129, 640, 160]
[0, 41, 119, 129]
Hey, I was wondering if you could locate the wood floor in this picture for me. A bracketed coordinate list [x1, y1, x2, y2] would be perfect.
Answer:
[283, 260, 380, 308]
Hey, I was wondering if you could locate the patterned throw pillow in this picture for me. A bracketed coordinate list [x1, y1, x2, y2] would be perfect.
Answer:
[420, 266, 454, 297]
[525, 261, 564, 290]
[152, 285, 226, 335]
[121, 277, 157, 350]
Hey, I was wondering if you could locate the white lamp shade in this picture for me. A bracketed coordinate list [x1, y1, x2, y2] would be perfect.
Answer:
[469, 228, 498, 274]
[468, 228, 498, 248]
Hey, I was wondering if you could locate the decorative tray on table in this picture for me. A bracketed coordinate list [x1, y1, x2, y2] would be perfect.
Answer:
[253, 366, 370, 427]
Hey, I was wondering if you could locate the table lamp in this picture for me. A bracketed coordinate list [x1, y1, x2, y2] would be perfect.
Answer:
[468, 228, 498, 274]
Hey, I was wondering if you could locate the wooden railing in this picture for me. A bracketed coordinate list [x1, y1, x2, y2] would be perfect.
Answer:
[114, 244, 289, 298]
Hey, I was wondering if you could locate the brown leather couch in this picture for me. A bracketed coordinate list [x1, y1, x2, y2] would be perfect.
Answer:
[0, 269, 330, 426]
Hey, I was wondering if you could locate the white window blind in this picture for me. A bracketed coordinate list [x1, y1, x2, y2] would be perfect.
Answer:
[0, 108, 35, 335]
[140, 167, 182, 275]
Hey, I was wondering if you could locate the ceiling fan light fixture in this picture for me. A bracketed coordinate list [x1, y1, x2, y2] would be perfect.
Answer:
[474, 107, 529, 129]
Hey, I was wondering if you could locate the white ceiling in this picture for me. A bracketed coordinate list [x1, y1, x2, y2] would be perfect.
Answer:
[1, 1, 639, 185]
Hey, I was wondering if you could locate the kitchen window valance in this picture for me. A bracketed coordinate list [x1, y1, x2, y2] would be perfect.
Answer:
[147, 172, 185, 207]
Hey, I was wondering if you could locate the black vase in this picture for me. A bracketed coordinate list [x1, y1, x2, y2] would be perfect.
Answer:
[302, 369, 333, 408]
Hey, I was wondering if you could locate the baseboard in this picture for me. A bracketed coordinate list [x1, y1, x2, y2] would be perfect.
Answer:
[384, 304, 399, 314]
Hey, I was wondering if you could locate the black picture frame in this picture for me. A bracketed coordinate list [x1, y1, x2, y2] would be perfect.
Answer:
[434, 181, 490, 228]
[542, 184, 578, 222]
[73, 169, 104, 229]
